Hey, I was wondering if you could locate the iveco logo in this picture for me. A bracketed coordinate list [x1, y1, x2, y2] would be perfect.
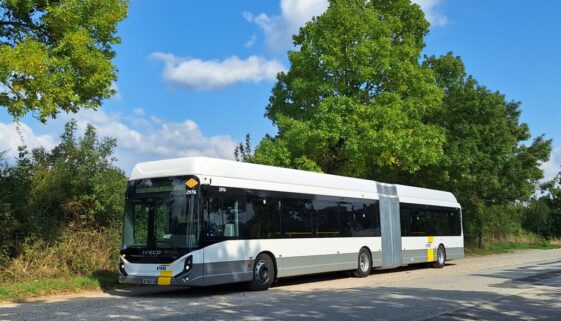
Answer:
[142, 250, 162, 256]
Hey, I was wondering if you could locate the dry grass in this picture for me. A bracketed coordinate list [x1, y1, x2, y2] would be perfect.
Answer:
[0, 228, 120, 283]
[468, 232, 545, 249]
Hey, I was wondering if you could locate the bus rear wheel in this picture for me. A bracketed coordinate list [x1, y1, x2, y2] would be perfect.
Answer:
[248, 253, 275, 291]
[432, 245, 446, 268]
[353, 248, 372, 278]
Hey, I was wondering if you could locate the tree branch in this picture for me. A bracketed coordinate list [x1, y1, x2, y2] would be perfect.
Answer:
[0, 19, 47, 34]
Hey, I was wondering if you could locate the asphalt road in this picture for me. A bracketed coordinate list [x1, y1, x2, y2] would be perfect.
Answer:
[2, 249, 561, 321]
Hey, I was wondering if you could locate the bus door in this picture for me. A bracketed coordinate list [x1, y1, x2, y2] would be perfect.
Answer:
[377, 183, 402, 269]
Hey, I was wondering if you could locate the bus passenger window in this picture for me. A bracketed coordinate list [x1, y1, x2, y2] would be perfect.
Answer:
[281, 198, 313, 238]
[314, 200, 339, 237]
[205, 196, 246, 241]
[247, 196, 282, 239]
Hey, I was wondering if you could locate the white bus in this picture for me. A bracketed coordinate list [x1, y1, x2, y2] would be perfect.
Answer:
[119, 157, 463, 290]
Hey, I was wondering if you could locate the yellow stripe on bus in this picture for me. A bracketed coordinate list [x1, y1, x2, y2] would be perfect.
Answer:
[157, 277, 171, 286]
[427, 236, 435, 262]
[427, 248, 435, 262]
[159, 270, 173, 277]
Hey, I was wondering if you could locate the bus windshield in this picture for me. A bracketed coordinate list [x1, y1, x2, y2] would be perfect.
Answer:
[123, 176, 199, 252]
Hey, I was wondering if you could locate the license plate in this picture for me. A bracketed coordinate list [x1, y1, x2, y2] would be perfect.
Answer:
[142, 278, 156, 285]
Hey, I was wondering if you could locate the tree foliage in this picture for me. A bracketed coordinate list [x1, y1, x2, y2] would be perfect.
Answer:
[525, 173, 561, 239]
[254, 0, 445, 178]
[252, 0, 552, 245]
[234, 134, 253, 162]
[418, 53, 552, 244]
[0, 119, 126, 267]
[0, 0, 128, 122]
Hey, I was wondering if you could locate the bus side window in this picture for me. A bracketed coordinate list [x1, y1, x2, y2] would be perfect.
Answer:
[350, 203, 374, 237]
[281, 198, 313, 238]
[247, 195, 282, 239]
[370, 202, 381, 237]
[338, 203, 352, 237]
[314, 200, 339, 237]
[205, 192, 247, 241]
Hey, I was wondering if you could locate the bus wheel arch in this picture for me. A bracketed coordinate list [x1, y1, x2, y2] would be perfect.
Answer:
[248, 252, 276, 291]
[432, 244, 446, 268]
[353, 247, 372, 278]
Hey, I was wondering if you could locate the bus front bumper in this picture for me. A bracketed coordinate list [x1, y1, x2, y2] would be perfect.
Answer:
[118, 274, 204, 287]
[118, 264, 205, 287]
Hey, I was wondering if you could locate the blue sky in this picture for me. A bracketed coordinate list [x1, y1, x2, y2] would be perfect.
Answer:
[0, 0, 560, 179]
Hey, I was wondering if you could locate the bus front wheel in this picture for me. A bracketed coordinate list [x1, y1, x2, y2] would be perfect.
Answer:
[248, 253, 275, 291]
[353, 248, 372, 278]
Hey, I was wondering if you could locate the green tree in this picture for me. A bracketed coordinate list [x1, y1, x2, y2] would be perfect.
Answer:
[30, 119, 126, 228]
[0, 0, 128, 122]
[234, 134, 254, 162]
[0, 146, 35, 264]
[0, 119, 126, 273]
[420, 53, 552, 245]
[254, 0, 445, 179]
[528, 173, 561, 238]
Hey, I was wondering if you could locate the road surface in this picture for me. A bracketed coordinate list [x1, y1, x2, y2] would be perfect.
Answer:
[1, 249, 561, 321]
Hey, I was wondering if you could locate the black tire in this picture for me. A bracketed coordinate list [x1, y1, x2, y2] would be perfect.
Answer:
[432, 245, 446, 268]
[353, 248, 372, 278]
[247, 253, 275, 291]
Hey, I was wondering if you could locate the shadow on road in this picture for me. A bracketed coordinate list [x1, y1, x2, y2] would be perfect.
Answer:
[472, 260, 561, 289]
[2, 281, 560, 321]
[90, 262, 455, 300]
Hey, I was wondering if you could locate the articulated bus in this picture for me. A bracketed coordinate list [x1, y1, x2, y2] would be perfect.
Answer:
[119, 157, 463, 290]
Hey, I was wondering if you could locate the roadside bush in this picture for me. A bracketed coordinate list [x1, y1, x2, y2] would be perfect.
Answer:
[0, 119, 126, 279]
[0, 227, 120, 283]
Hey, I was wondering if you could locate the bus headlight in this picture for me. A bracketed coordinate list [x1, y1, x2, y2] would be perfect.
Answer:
[184, 255, 193, 272]
[119, 259, 128, 276]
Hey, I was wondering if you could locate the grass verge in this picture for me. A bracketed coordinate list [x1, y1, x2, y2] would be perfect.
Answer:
[0, 271, 119, 302]
[465, 241, 561, 256]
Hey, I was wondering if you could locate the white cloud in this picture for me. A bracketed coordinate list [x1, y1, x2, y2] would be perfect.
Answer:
[412, 0, 448, 27]
[244, 34, 257, 48]
[0, 110, 237, 173]
[0, 122, 56, 157]
[244, 0, 328, 52]
[246, 0, 448, 52]
[132, 108, 145, 116]
[542, 146, 561, 182]
[79, 110, 238, 171]
[150, 53, 285, 90]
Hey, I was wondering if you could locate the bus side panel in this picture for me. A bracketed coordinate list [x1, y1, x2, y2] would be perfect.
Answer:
[439, 235, 464, 260]
[201, 237, 381, 282]
[401, 236, 432, 264]
[401, 235, 464, 264]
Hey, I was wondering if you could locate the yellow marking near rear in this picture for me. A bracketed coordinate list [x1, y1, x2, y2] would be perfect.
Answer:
[427, 248, 435, 262]
[427, 236, 435, 262]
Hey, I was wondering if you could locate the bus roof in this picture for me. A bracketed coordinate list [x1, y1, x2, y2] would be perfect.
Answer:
[130, 157, 459, 207]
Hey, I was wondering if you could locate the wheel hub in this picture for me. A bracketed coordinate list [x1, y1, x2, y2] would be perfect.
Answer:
[255, 260, 269, 284]
[360, 253, 370, 271]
